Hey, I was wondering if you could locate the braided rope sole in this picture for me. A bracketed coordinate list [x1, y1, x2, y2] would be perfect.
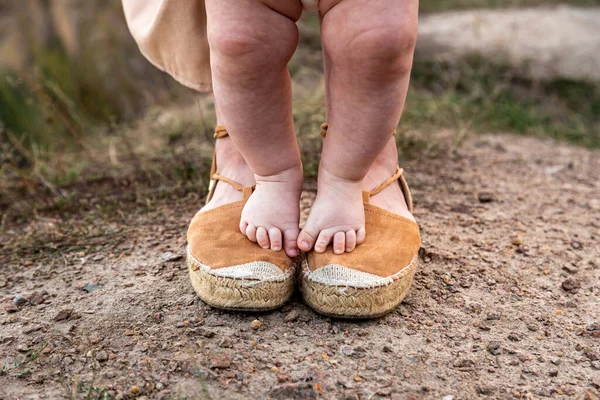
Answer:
[187, 256, 295, 311]
[300, 258, 416, 319]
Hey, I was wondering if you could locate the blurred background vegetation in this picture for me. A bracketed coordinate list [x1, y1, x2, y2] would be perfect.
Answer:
[1, 0, 598, 220]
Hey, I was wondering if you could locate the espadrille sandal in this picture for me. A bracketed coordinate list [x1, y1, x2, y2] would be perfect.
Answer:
[186, 126, 296, 311]
[300, 124, 421, 318]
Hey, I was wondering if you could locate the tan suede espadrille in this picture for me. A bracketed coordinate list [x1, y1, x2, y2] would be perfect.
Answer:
[187, 126, 296, 311]
[300, 124, 421, 318]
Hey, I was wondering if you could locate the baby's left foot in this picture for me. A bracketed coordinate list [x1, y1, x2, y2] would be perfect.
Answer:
[297, 169, 366, 255]
[298, 150, 417, 254]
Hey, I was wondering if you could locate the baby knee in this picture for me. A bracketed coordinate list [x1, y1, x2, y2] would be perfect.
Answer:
[325, 22, 417, 76]
[208, 24, 297, 70]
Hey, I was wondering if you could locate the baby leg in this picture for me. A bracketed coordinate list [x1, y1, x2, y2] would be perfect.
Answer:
[298, 0, 418, 254]
[205, 0, 304, 257]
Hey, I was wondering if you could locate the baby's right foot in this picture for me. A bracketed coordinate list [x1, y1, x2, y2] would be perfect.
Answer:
[239, 165, 303, 258]
[297, 168, 366, 255]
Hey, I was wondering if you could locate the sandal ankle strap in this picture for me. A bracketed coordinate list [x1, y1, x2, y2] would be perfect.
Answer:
[214, 125, 229, 139]
[368, 166, 404, 197]
[362, 166, 414, 213]
[206, 126, 254, 202]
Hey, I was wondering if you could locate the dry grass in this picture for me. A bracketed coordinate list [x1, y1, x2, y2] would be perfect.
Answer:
[0, 3, 598, 222]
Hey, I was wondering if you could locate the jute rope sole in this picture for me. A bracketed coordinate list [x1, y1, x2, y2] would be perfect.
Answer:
[300, 261, 416, 319]
[187, 256, 295, 311]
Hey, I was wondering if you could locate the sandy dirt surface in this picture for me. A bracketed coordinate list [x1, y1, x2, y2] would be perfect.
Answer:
[417, 6, 600, 82]
[1, 133, 599, 400]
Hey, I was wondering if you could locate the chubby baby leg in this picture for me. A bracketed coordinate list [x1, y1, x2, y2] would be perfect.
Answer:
[205, 0, 305, 257]
[298, 0, 419, 254]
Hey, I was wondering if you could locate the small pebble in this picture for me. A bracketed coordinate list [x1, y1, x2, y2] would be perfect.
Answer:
[162, 251, 183, 262]
[4, 303, 19, 313]
[251, 320, 262, 330]
[453, 358, 474, 369]
[478, 192, 495, 203]
[536, 388, 552, 397]
[511, 235, 524, 246]
[561, 278, 581, 292]
[507, 333, 521, 342]
[284, 310, 299, 323]
[570, 241, 582, 250]
[477, 385, 494, 395]
[562, 265, 579, 274]
[487, 341, 501, 356]
[16, 344, 29, 352]
[23, 325, 42, 334]
[53, 309, 74, 321]
[209, 353, 232, 369]
[341, 346, 354, 356]
[96, 350, 108, 362]
[82, 283, 103, 293]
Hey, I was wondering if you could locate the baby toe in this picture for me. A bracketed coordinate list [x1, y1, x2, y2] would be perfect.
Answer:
[315, 230, 334, 253]
[345, 230, 356, 252]
[297, 225, 318, 252]
[245, 223, 258, 242]
[283, 228, 300, 257]
[268, 228, 282, 251]
[256, 227, 270, 249]
[239, 220, 249, 235]
[333, 231, 346, 255]
[356, 227, 366, 245]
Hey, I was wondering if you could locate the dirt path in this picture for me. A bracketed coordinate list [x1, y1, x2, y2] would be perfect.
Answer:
[1, 133, 599, 400]
[417, 6, 600, 81]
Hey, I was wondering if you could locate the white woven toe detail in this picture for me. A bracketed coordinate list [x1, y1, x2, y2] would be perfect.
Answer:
[300, 0, 319, 11]
[187, 247, 292, 286]
[305, 264, 392, 289]
[303, 256, 417, 289]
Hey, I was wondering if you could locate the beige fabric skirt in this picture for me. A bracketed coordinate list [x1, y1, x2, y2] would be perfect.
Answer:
[122, 0, 320, 93]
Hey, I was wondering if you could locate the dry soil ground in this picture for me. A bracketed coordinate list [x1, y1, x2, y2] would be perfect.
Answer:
[1, 132, 599, 400]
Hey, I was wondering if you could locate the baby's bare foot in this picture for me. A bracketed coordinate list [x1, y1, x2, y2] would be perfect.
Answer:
[297, 141, 416, 254]
[240, 165, 303, 257]
[297, 168, 366, 255]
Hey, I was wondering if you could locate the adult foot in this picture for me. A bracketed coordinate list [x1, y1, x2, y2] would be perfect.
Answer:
[239, 165, 303, 258]
[361, 138, 416, 223]
[200, 136, 255, 213]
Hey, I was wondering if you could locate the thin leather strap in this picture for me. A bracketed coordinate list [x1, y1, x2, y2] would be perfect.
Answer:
[211, 173, 244, 191]
[362, 166, 413, 212]
[320, 123, 329, 137]
[369, 166, 404, 197]
[320, 123, 397, 137]
[214, 125, 229, 139]
[206, 126, 254, 202]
